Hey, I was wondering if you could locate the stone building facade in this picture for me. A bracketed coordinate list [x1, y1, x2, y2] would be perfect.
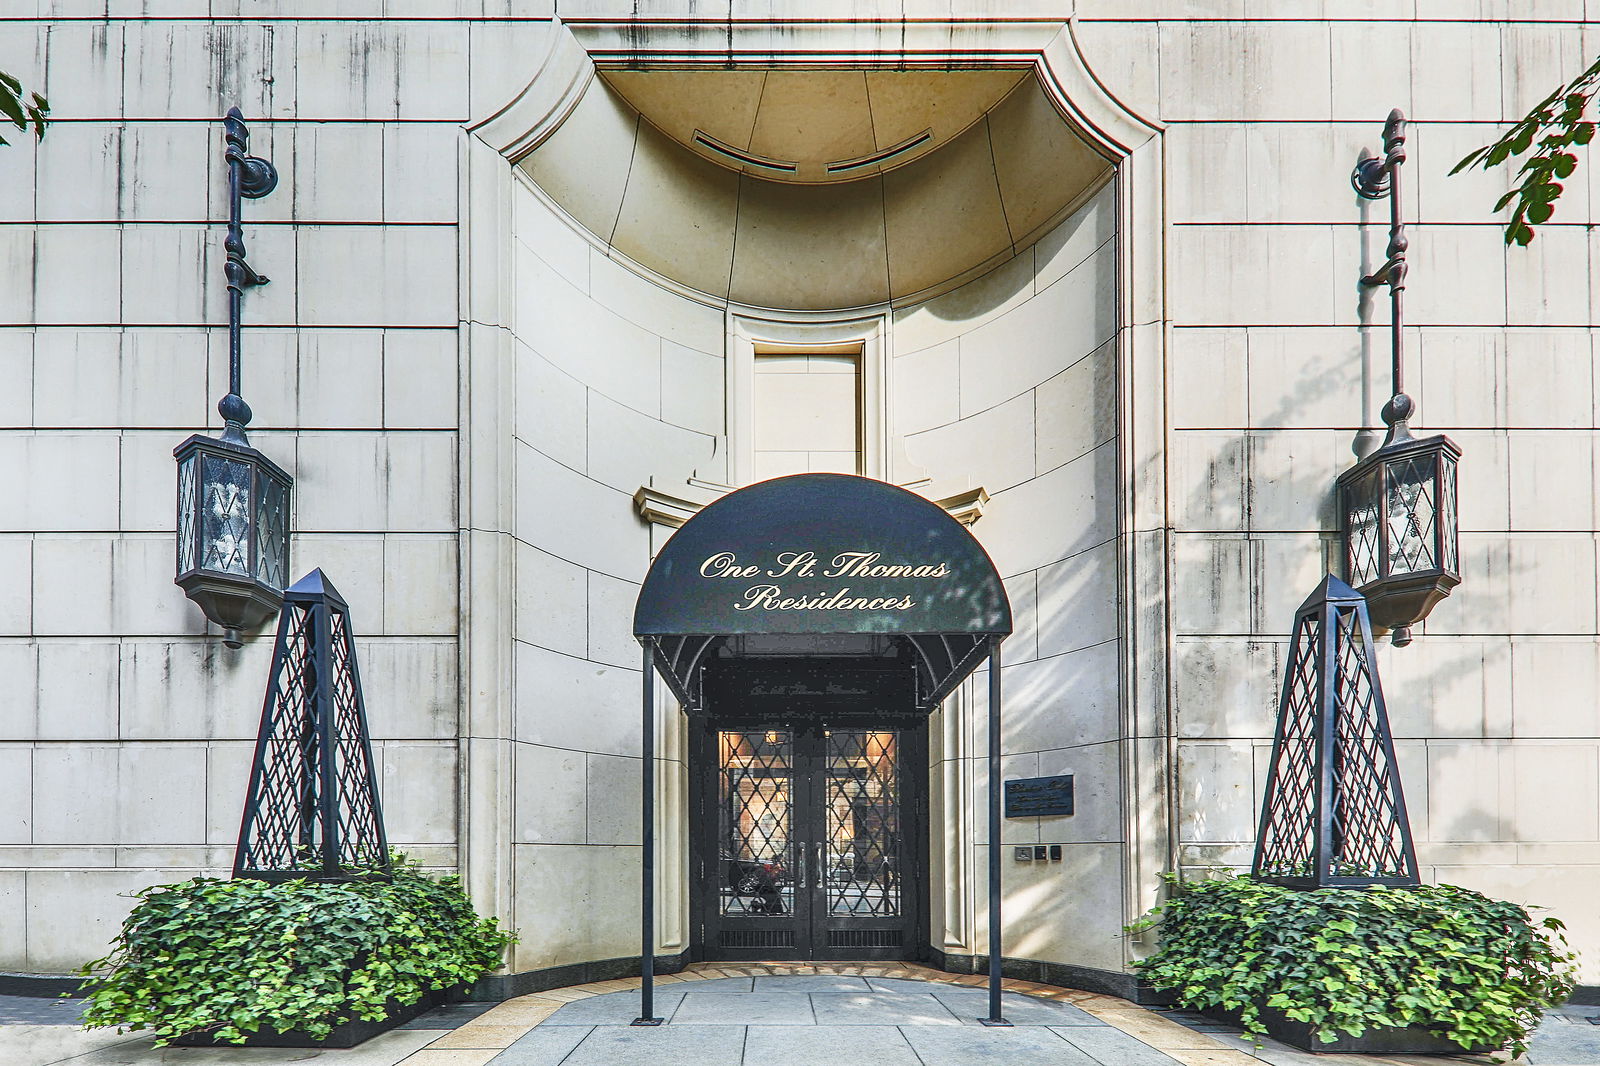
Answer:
[1, 2, 1597, 993]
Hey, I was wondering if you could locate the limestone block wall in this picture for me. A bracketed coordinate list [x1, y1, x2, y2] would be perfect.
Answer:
[506, 178, 721, 972]
[1066, 9, 1600, 981]
[0, 11, 484, 970]
[2, 0, 1598, 991]
[895, 185, 1123, 972]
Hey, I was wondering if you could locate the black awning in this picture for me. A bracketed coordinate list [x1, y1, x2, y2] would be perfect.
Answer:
[633, 473, 1012, 712]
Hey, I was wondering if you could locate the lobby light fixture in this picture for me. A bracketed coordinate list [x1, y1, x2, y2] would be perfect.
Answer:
[174, 108, 292, 649]
[1337, 109, 1461, 647]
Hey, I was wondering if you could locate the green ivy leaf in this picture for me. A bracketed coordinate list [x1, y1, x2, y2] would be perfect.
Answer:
[77, 861, 516, 1045]
[1129, 875, 1576, 1051]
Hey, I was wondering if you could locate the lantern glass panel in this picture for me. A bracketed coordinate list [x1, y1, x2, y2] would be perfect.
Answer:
[201, 454, 253, 576]
[177, 454, 198, 574]
[1384, 452, 1439, 576]
[1439, 452, 1459, 574]
[256, 474, 289, 591]
[1344, 466, 1382, 587]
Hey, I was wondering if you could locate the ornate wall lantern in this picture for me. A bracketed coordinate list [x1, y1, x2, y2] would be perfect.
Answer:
[174, 108, 292, 648]
[1338, 110, 1461, 647]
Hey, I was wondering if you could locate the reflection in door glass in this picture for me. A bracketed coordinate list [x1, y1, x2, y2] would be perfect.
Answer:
[825, 730, 900, 916]
[718, 730, 794, 917]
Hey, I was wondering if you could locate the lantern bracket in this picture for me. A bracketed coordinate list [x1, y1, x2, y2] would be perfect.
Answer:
[1353, 109, 1412, 445]
[221, 107, 277, 446]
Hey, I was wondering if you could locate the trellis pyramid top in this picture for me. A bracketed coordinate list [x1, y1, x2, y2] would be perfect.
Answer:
[1299, 573, 1363, 610]
[284, 567, 347, 606]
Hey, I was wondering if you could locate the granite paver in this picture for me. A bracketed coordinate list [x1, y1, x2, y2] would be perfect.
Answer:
[4, 964, 1588, 1066]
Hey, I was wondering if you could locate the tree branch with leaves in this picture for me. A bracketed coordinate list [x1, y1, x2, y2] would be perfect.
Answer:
[0, 69, 49, 147]
[1454, 55, 1599, 246]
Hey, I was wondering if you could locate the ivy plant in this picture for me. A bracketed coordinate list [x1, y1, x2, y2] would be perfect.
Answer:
[1131, 874, 1577, 1059]
[78, 861, 515, 1046]
[0, 69, 48, 146]
[1454, 55, 1600, 246]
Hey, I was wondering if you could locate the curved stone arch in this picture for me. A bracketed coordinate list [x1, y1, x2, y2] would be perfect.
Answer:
[469, 26, 594, 163]
[469, 20, 1161, 168]
[458, 13, 1175, 978]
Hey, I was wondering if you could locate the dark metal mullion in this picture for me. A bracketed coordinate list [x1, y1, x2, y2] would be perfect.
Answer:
[634, 640, 662, 1025]
[981, 638, 1009, 1027]
[313, 599, 339, 877]
[800, 723, 820, 959]
[1314, 606, 1338, 882]
[296, 640, 319, 862]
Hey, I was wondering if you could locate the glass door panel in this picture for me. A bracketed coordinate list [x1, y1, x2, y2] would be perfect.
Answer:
[822, 729, 900, 917]
[718, 730, 796, 919]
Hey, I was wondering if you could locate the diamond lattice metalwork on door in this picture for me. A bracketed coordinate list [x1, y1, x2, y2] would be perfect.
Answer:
[824, 730, 900, 918]
[703, 721, 919, 960]
[719, 730, 795, 918]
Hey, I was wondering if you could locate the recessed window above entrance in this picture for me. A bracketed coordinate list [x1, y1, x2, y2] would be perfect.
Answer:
[753, 350, 863, 481]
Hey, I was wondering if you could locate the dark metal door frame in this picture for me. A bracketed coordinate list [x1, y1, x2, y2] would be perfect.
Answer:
[690, 714, 928, 963]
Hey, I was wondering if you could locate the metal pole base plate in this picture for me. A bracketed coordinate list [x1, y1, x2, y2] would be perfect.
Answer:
[630, 1017, 665, 1027]
[978, 1017, 1013, 1027]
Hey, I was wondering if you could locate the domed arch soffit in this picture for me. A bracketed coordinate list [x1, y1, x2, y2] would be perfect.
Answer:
[472, 19, 1160, 311]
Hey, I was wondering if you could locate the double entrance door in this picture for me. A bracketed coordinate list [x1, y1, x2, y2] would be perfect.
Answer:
[692, 717, 925, 961]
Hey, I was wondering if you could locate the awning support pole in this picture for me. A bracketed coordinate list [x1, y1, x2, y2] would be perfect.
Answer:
[633, 639, 663, 1026]
[979, 637, 1011, 1027]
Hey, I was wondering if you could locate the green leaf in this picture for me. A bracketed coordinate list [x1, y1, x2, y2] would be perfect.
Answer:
[77, 862, 515, 1044]
[0, 89, 26, 131]
[1450, 146, 1487, 173]
[1129, 876, 1575, 1052]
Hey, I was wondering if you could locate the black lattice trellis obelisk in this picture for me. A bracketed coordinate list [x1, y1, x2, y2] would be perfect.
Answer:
[1252, 574, 1419, 888]
[235, 569, 391, 880]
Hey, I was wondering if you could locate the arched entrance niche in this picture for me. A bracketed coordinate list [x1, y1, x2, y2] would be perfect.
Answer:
[458, 16, 1170, 999]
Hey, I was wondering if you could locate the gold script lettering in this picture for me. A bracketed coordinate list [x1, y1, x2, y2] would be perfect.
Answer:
[699, 552, 762, 579]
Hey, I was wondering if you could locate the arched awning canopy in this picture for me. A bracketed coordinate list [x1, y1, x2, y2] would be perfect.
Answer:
[634, 473, 1012, 713]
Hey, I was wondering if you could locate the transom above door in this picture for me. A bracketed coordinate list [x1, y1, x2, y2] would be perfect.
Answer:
[693, 718, 925, 961]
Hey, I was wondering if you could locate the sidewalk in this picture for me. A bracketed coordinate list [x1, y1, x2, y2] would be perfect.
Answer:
[4, 962, 1594, 1066]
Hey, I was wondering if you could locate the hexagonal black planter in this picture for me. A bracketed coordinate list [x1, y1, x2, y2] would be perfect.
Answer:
[170, 989, 449, 1049]
[1206, 1004, 1497, 1056]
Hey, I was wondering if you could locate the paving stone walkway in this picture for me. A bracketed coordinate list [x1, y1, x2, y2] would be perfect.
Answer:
[4, 962, 1595, 1066]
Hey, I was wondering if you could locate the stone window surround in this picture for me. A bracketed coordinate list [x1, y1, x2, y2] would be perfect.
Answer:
[728, 308, 887, 486]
